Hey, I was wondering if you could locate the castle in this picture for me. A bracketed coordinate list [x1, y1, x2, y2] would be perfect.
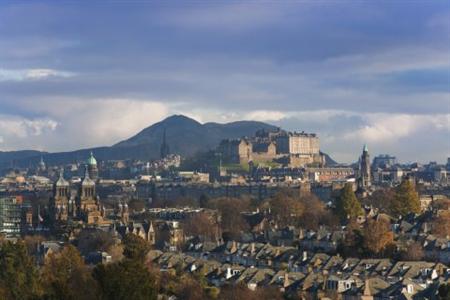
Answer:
[218, 129, 325, 167]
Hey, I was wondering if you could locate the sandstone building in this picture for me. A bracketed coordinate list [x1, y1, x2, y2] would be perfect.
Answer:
[218, 129, 324, 167]
[50, 153, 107, 226]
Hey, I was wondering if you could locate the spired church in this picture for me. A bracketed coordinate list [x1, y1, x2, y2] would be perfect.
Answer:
[50, 152, 114, 226]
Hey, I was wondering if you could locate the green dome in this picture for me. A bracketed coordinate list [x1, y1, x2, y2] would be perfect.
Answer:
[87, 151, 97, 165]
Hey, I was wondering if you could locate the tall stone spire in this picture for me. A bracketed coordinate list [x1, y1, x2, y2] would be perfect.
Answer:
[358, 144, 371, 190]
[160, 128, 170, 159]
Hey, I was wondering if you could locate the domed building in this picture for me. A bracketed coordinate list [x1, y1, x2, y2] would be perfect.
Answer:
[86, 151, 99, 180]
[37, 156, 46, 173]
[50, 167, 108, 227]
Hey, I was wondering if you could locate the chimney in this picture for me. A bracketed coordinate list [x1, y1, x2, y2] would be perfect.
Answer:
[363, 279, 372, 296]
[230, 241, 237, 253]
[226, 267, 232, 279]
[283, 272, 290, 288]
[302, 251, 308, 261]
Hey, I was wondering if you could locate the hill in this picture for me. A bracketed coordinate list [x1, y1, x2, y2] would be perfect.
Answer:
[114, 115, 278, 158]
[0, 115, 280, 167]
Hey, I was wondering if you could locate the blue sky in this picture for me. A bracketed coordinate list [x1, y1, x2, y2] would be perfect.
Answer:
[0, 1, 449, 163]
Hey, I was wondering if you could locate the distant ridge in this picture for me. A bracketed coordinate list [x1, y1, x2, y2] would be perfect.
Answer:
[114, 114, 279, 158]
[0, 115, 281, 167]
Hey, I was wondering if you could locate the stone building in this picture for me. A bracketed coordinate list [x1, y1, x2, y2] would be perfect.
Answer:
[275, 131, 320, 155]
[50, 168, 107, 226]
[306, 167, 354, 183]
[77, 169, 105, 225]
[219, 129, 324, 167]
[219, 139, 252, 164]
[50, 170, 70, 222]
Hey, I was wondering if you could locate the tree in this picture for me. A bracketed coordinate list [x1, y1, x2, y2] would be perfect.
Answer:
[93, 259, 157, 300]
[391, 179, 420, 217]
[335, 183, 363, 222]
[77, 228, 116, 256]
[269, 191, 305, 227]
[23, 234, 45, 256]
[41, 245, 97, 300]
[337, 219, 364, 258]
[107, 243, 124, 262]
[176, 274, 208, 300]
[362, 218, 394, 257]
[365, 188, 395, 213]
[431, 211, 450, 238]
[208, 197, 250, 240]
[0, 241, 42, 299]
[184, 212, 218, 241]
[298, 194, 339, 230]
[122, 233, 151, 261]
[400, 242, 424, 261]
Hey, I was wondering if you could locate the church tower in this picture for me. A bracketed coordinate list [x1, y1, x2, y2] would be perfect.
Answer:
[77, 167, 103, 224]
[160, 128, 170, 159]
[358, 144, 371, 190]
[51, 170, 70, 222]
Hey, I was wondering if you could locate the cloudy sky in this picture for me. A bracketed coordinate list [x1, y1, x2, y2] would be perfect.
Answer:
[0, 1, 449, 163]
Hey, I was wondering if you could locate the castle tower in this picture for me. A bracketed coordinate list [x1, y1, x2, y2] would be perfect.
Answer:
[51, 170, 70, 222]
[86, 151, 98, 180]
[160, 128, 170, 159]
[358, 144, 371, 190]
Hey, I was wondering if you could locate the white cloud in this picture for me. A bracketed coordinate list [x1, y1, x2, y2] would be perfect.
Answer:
[14, 98, 171, 151]
[0, 68, 75, 81]
[0, 115, 58, 150]
[244, 110, 286, 122]
[0, 101, 449, 164]
[344, 113, 450, 143]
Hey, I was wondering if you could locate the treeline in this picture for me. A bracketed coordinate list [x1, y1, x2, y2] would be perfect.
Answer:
[0, 234, 284, 300]
[0, 234, 156, 300]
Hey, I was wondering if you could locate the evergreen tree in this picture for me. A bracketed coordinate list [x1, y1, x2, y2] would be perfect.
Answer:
[391, 179, 420, 217]
[122, 233, 151, 261]
[0, 241, 42, 299]
[335, 183, 363, 222]
[41, 245, 97, 300]
[93, 259, 157, 300]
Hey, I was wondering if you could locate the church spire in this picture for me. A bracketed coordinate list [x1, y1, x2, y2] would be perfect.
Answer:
[160, 127, 170, 159]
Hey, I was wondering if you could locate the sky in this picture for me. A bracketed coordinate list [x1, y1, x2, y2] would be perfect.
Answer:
[0, 1, 449, 163]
